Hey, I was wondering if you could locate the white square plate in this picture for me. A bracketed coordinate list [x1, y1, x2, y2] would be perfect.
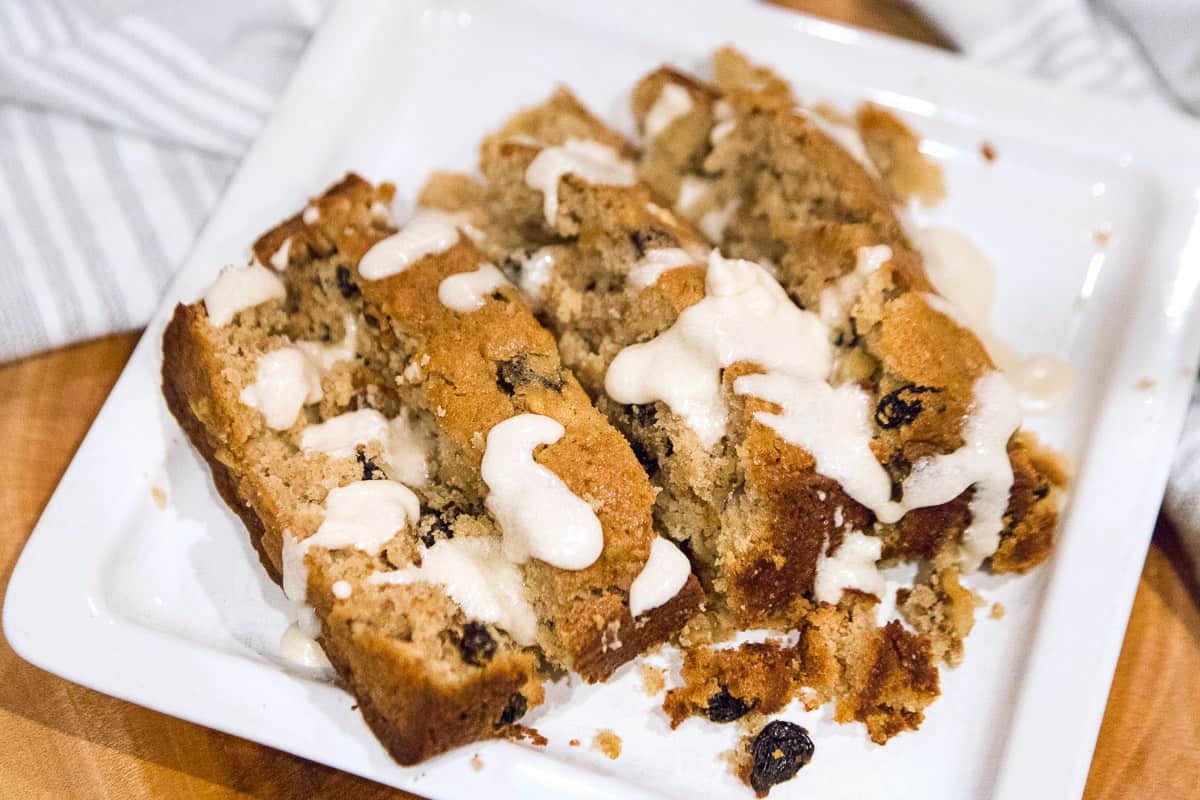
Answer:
[8, 1, 1200, 798]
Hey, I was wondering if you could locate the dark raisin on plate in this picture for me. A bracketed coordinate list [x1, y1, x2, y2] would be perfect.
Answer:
[498, 692, 528, 726]
[458, 621, 497, 666]
[749, 720, 814, 795]
[704, 687, 751, 723]
[874, 384, 938, 429]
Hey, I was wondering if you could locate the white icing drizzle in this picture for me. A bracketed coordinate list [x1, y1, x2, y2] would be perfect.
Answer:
[918, 228, 993, 326]
[358, 209, 473, 280]
[370, 537, 538, 646]
[628, 537, 691, 617]
[739, 370, 1021, 571]
[699, 197, 739, 242]
[644, 83, 694, 139]
[796, 107, 878, 176]
[480, 414, 604, 570]
[676, 176, 712, 216]
[605, 251, 831, 447]
[519, 246, 557, 304]
[240, 347, 323, 430]
[819, 245, 893, 328]
[369, 200, 392, 221]
[203, 263, 285, 326]
[710, 99, 737, 145]
[302, 205, 320, 225]
[281, 480, 420, 606]
[437, 263, 510, 312]
[299, 408, 428, 487]
[269, 237, 291, 271]
[524, 139, 635, 225]
[813, 531, 884, 604]
[295, 314, 358, 372]
[919, 227, 1073, 413]
[628, 247, 700, 289]
[734, 372, 890, 509]
[279, 622, 335, 676]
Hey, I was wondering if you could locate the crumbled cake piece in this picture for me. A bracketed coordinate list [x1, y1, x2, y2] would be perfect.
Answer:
[663, 641, 797, 728]
[990, 602, 1006, 620]
[592, 729, 623, 759]
[640, 663, 667, 696]
[897, 563, 980, 666]
[663, 595, 939, 742]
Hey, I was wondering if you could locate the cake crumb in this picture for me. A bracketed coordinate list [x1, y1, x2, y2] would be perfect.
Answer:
[510, 725, 547, 746]
[151, 486, 167, 509]
[980, 141, 997, 162]
[470, 753, 483, 772]
[569, 738, 580, 747]
[640, 663, 666, 696]
[592, 729, 622, 759]
[1094, 228, 1110, 246]
[990, 602, 1006, 620]
[1136, 378, 1156, 391]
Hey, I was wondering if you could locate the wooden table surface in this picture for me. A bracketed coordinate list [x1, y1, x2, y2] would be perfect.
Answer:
[2, 3, 1199, 798]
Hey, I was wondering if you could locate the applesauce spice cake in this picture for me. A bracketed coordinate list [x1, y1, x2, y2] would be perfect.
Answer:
[162, 175, 701, 764]
[161, 46, 1067, 796]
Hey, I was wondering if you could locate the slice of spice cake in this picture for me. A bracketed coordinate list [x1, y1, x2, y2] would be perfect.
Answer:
[162, 176, 544, 764]
[631, 50, 1067, 661]
[340, 193, 703, 680]
[162, 174, 702, 765]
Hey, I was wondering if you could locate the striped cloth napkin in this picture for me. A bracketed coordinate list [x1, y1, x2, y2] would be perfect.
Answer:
[0, 0, 325, 362]
[1, 0, 1198, 569]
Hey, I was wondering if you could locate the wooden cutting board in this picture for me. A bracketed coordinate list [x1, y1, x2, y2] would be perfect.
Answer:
[1, 3, 1198, 798]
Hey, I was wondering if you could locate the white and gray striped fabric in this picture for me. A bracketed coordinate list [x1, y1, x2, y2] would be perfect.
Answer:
[0, 0, 326, 362]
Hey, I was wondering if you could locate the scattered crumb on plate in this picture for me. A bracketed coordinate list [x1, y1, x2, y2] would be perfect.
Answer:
[509, 726, 548, 747]
[151, 486, 167, 509]
[569, 738, 580, 747]
[1136, 378, 1156, 391]
[990, 603, 1006, 620]
[640, 663, 666, 696]
[592, 729, 622, 759]
[1094, 228, 1110, 246]
[980, 141, 997, 162]
[470, 753, 483, 772]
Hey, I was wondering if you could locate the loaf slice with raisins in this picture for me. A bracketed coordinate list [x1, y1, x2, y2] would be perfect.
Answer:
[333, 194, 703, 681]
[162, 176, 545, 764]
